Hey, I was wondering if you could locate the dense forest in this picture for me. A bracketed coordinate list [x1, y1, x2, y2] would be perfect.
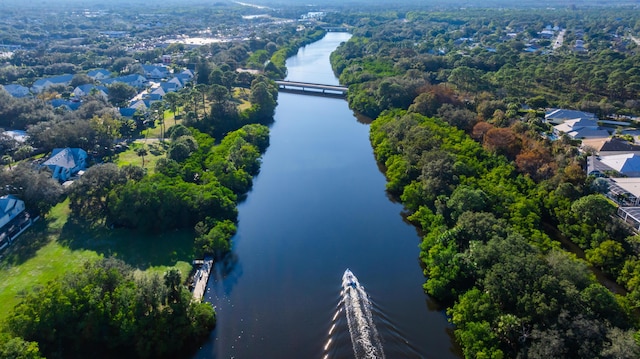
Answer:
[330, 7, 640, 359]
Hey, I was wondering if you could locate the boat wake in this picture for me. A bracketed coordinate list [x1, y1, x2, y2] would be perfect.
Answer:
[339, 269, 385, 359]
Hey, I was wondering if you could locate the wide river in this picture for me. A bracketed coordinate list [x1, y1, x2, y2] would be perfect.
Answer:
[194, 32, 460, 359]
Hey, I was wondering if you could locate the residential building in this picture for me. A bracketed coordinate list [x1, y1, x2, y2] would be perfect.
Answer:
[553, 118, 609, 139]
[87, 68, 112, 81]
[142, 64, 170, 79]
[594, 153, 640, 177]
[0, 195, 32, 252]
[545, 109, 596, 125]
[42, 148, 88, 182]
[73, 84, 109, 99]
[2, 84, 30, 97]
[31, 74, 74, 93]
[103, 74, 148, 88]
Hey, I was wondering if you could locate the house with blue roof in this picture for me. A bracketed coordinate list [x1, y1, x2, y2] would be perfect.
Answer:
[160, 81, 180, 93]
[142, 64, 170, 79]
[144, 86, 166, 101]
[0, 195, 31, 252]
[42, 148, 87, 182]
[119, 107, 139, 118]
[31, 74, 74, 93]
[545, 108, 597, 125]
[3, 84, 30, 98]
[87, 68, 112, 81]
[73, 84, 109, 100]
[50, 99, 82, 111]
[103, 74, 148, 89]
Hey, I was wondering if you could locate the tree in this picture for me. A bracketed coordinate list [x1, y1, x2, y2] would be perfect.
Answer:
[483, 127, 522, 160]
[163, 92, 181, 124]
[136, 146, 148, 167]
[1, 154, 13, 169]
[571, 194, 615, 223]
[70, 73, 93, 88]
[0, 164, 64, 216]
[107, 82, 137, 107]
[68, 163, 127, 221]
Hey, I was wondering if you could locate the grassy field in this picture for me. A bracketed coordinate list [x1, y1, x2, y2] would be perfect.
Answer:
[0, 200, 195, 323]
[116, 140, 168, 171]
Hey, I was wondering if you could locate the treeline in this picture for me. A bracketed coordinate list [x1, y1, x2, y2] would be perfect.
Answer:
[330, 8, 640, 359]
[330, 8, 640, 118]
[0, 258, 215, 359]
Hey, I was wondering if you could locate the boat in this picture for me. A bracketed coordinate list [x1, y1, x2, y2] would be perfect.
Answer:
[343, 268, 358, 289]
[341, 268, 385, 359]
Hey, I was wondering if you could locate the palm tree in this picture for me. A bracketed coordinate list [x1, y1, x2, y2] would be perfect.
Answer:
[136, 147, 148, 167]
[2, 154, 14, 170]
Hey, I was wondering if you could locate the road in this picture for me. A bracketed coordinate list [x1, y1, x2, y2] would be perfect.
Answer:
[553, 29, 566, 50]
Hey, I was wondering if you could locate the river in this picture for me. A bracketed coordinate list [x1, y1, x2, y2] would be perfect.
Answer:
[194, 32, 460, 359]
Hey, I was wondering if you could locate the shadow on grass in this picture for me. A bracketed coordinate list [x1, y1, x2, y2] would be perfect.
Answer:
[57, 216, 195, 271]
[0, 219, 55, 268]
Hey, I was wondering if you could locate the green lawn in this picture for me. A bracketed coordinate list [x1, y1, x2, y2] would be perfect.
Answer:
[116, 140, 168, 171]
[0, 200, 196, 323]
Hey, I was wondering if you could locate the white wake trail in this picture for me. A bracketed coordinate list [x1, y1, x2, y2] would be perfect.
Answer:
[342, 269, 385, 359]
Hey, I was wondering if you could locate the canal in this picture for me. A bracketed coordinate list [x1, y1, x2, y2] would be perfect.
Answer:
[194, 32, 460, 359]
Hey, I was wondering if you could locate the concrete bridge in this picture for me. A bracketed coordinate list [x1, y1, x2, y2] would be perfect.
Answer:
[275, 80, 348, 97]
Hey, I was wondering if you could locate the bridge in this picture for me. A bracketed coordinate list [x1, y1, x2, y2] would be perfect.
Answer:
[275, 80, 348, 98]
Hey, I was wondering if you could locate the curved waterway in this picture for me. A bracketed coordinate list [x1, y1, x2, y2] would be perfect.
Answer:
[194, 32, 460, 359]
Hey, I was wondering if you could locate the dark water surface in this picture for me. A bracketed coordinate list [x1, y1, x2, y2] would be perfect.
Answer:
[194, 32, 460, 359]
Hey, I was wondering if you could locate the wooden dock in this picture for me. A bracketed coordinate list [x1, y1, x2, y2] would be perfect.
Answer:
[191, 256, 213, 301]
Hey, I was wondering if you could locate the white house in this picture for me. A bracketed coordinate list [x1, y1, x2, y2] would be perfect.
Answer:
[598, 153, 640, 177]
[0, 195, 25, 231]
[2, 84, 30, 97]
[553, 118, 610, 139]
[87, 68, 112, 81]
[42, 148, 88, 182]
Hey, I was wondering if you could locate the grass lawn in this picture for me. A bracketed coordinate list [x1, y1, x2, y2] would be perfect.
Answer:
[116, 140, 168, 171]
[0, 200, 196, 323]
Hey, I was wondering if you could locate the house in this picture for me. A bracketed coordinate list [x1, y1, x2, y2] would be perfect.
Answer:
[0, 195, 25, 231]
[0, 195, 30, 251]
[545, 109, 596, 125]
[119, 107, 139, 118]
[178, 69, 194, 79]
[50, 99, 82, 111]
[597, 153, 640, 177]
[582, 137, 640, 156]
[42, 148, 87, 182]
[160, 81, 180, 93]
[73, 84, 109, 99]
[142, 64, 170, 79]
[31, 74, 74, 93]
[553, 118, 609, 139]
[87, 68, 112, 81]
[2, 84, 30, 98]
[144, 86, 165, 101]
[129, 99, 149, 111]
[103, 74, 148, 89]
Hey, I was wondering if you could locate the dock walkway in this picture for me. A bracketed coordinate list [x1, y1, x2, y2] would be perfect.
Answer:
[191, 256, 213, 301]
